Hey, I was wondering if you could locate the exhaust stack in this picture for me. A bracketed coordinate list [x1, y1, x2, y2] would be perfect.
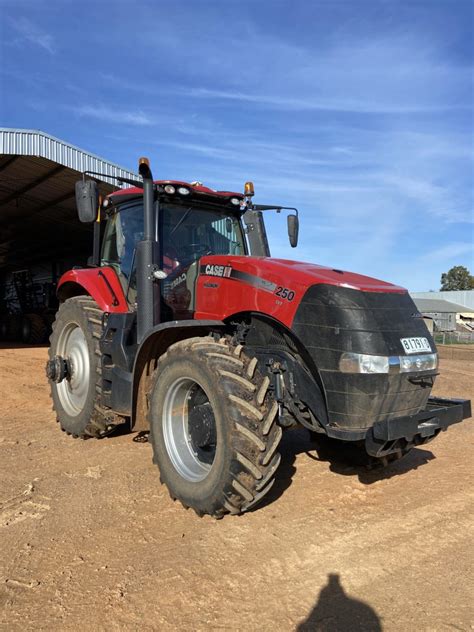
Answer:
[136, 157, 160, 342]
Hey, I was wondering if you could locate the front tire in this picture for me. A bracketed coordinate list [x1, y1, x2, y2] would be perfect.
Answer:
[48, 296, 115, 438]
[149, 336, 282, 517]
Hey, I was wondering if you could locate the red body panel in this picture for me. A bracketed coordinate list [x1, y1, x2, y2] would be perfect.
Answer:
[58, 257, 406, 326]
[195, 256, 406, 328]
[58, 267, 128, 313]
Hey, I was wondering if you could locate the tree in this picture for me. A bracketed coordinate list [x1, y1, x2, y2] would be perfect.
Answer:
[440, 266, 474, 291]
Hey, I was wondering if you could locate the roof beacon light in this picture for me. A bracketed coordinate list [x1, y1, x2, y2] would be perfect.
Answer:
[244, 181, 255, 197]
[164, 184, 176, 194]
[138, 156, 152, 179]
[177, 186, 190, 196]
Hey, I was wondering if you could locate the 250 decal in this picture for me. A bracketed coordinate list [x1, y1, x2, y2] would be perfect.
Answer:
[275, 286, 295, 301]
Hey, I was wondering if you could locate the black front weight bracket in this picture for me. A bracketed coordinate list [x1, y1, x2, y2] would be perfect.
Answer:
[365, 397, 471, 457]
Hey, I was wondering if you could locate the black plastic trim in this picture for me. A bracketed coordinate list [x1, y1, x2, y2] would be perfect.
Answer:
[136, 319, 225, 352]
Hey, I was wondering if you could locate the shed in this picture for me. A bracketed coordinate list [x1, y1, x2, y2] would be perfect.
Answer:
[0, 128, 137, 341]
[412, 298, 473, 332]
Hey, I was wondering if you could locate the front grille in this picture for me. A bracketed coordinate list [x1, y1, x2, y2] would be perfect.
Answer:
[292, 284, 436, 430]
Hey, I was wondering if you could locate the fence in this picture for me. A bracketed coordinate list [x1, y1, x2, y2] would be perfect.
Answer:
[434, 331, 474, 345]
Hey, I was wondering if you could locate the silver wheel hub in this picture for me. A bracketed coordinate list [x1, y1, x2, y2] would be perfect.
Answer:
[162, 377, 217, 482]
[55, 322, 90, 416]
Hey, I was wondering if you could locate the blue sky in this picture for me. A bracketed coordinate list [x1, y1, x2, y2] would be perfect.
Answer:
[0, 0, 473, 291]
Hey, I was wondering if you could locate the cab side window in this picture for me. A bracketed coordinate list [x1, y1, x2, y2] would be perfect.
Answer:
[101, 205, 143, 299]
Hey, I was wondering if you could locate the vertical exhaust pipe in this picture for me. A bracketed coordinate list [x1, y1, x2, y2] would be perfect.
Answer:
[136, 157, 160, 342]
[140, 158, 154, 242]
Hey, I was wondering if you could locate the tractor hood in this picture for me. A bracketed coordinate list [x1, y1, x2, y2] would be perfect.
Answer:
[199, 255, 406, 295]
[195, 254, 407, 328]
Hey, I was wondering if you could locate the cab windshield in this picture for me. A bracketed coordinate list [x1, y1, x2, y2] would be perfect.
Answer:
[101, 201, 246, 295]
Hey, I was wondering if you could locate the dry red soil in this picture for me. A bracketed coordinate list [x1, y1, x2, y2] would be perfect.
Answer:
[0, 346, 473, 631]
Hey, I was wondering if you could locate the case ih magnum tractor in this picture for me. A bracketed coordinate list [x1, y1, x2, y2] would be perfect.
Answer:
[46, 157, 470, 517]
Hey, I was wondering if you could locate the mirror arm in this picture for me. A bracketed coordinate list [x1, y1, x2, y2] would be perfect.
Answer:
[83, 170, 143, 189]
[252, 204, 298, 216]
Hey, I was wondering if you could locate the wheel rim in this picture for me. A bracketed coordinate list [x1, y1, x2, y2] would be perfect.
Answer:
[55, 322, 90, 416]
[162, 377, 217, 482]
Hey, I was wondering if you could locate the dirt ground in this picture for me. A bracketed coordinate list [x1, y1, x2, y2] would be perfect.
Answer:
[0, 346, 473, 632]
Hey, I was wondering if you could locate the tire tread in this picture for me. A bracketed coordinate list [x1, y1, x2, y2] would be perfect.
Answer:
[148, 335, 283, 517]
[48, 296, 120, 439]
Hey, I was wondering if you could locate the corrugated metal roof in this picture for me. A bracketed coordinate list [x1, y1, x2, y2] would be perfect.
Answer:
[411, 290, 474, 310]
[412, 298, 469, 313]
[0, 128, 137, 187]
[0, 129, 139, 271]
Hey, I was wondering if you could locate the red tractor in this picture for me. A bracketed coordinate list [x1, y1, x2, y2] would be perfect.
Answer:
[46, 157, 471, 517]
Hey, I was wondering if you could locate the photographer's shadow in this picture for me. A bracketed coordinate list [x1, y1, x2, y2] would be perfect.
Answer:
[298, 573, 382, 631]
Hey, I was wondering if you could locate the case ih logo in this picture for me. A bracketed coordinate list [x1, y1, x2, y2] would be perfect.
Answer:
[204, 264, 232, 278]
[168, 273, 187, 290]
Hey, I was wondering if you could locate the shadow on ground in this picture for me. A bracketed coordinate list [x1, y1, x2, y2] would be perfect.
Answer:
[297, 573, 382, 631]
[255, 427, 435, 510]
[0, 342, 49, 350]
[105, 423, 435, 511]
[308, 432, 435, 485]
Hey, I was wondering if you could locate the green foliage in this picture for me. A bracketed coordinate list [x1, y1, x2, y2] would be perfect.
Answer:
[440, 266, 474, 291]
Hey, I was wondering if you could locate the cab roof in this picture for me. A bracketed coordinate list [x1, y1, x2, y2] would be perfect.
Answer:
[108, 180, 244, 204]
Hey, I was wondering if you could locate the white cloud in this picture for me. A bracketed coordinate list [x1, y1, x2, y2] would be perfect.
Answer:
[138, 22, 472, 115]
[179, 86, 467, 115]
[10, 18, 55, 54]
[71, 105, 154, 126]
[418, 242, 474, 264]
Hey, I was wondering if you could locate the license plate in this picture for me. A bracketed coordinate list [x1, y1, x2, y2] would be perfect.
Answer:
[400, 337, 432, 354]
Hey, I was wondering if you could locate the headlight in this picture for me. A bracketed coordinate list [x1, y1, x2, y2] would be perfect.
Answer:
[340, 353, 389, 374]
[164, 184, 176, 194]
[399, 353, 438, 373]
[339, 352, 438, 374]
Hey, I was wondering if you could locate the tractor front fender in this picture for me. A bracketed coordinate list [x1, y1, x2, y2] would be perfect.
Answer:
[57, 267, 128, 313]
[131, 320, 225, 432]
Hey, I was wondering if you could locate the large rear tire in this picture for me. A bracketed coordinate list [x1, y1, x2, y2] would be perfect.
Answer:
[148, 336, 282, 517]
[48, 296, 116, 438]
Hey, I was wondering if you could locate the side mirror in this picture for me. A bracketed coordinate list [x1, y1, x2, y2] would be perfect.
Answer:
[75, 180, 99, 223]
[287, 214, 299, 248]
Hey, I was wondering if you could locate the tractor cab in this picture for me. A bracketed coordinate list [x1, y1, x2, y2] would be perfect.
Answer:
[101, 182, 248, 319]
[76, 170, 298, 325]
